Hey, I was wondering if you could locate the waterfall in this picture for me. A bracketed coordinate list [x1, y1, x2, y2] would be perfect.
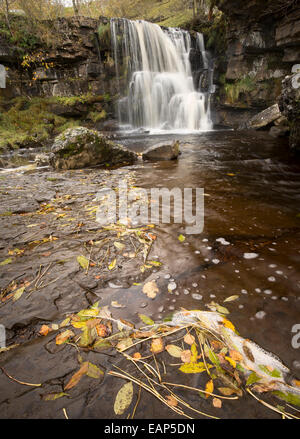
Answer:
[110, 18, 214, 132]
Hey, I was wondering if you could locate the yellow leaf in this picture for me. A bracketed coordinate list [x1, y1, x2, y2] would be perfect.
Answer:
[150, 337, 164, 354]
[222, 317, 236, 332]
[205, 379, 214, 398]
[179, 362, 212, 374]
[225, 356, 236, 368]
[13, 287, 25, 302]
[114, 382, 133, 415]
[108, 259, 117, 270]
[190, 343, 198, 363]
[77, 255, 89, 270]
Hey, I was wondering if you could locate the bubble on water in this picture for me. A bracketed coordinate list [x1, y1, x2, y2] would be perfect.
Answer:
[164, 274, 171, 279]
[216, 238, 230, 245]
[235, 270, 239, 273]
[192, 294, 203, 300]
[281, 297, 288, 301]
[243, 253, 258, 259]
[201, 275, 206, 279]
[195, 250, 200, 254]
[264, 289, 272, 295]
[207, 246, 212, 250]
[192, 283, 198, 288]
[168, 305, 175, 311]
[276, 271, 283, 275]
[239, 304, 244, 309]
[172, 299, 176, 303]
[183, 289, 190, 295]
[205, 258, 209, 262]
[255, 288, 261, 293]
[175, 291, 179, 296]
[202, 238, 208, 242]
[210, 294, 216, 298]
[241, 289, 248, 295]
[158, 306, 164, 312]
[268, 276, 276, 282]
[168, 282, 177, 291]
[271, 296, 278, 300]
[269, 248, 276, 252]
[269, 264, 277, 268]
[255, 311, 266, 319]
[212, 259, 220, 264]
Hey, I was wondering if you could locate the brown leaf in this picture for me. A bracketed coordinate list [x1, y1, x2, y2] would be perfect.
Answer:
[218, 387, 236, 396]
[184, 333, 195, 345]
[205, 379, 214, 398]
[142, 280, 159, 299]
[165, 395, 178, 407]
[212, 397, 222, 408]
[229, 349, 243, 362]
[64, 362, 88, 390]
[181, 350, 192, 363]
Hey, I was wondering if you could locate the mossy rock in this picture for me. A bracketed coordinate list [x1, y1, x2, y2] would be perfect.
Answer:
[50, 127, 137, 170]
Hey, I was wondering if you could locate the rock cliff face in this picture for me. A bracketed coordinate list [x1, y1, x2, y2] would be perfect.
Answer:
[213, 0, 300, 134]
[0, 16, 116, 120]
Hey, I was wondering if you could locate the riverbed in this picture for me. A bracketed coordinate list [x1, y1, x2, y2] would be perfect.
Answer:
[0, 129, 299, 419]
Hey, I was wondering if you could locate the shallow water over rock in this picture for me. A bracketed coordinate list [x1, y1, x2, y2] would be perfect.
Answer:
[0, 130, 299, 419]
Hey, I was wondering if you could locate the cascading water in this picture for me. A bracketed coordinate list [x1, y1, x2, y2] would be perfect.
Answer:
[110, 18, 214, 132]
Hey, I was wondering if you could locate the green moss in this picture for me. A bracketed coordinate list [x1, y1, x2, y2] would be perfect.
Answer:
[0, 96, 78, 150]
[88, 110, 107, 123]
[98, 23, 111, 47]
[224, 76, 256, 105]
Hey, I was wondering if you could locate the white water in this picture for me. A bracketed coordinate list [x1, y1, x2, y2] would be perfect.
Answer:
[110, 18, 214, 133]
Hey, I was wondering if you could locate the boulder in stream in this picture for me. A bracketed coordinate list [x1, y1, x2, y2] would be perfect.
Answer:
[243, 104, 282, 129]
[49, 127, 137, 170]
[142, 140, 180, 161]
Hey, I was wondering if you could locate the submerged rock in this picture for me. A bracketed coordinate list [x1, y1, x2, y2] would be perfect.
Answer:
[243, 104, 282, 129]
[49, 127, 137, 170]
[142, 140, 180, 161]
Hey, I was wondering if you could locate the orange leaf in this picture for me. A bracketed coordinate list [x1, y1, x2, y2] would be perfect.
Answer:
[64, 362, 88, 390]
[229, 349, 243, 362]
[133, 352, 142, 360]
[56, 330, 74, 345]
[39, 325, 51, 336]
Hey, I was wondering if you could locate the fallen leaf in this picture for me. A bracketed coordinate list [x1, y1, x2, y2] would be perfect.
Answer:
[224, 295, 239, 303]
[150, 337, 164, 354]
[64, 362, 88, 390]
[218, 387, 236, 396]
[212, 397, 222, 408]
[142, 280, 159, 299]
[0, 258, 13, 266]
[138, 314, 154, 326]
[108, 259, 117, 270]
[86, 362, 104, 379]
[77, 255, 89, 270]
[133, 352, 142, 360]
[179, 362, 212, 374]
[56, 330, 74, 345]
[116, 337, 133, 351]
[205, 379, 214, 398]
[39, 325, 51, 336]
[165, 395, 178, 407]
[178, 234, 185, 242]
[111, 301, 126, 309]
[181, 350, 192, 363]
[13, 287, 25, 302]
[229, 350, 243, 362]
[184, 333, 195, 345]
[225, 356, 236, 368]
[166, 344, 183, 358]
[114, 382, 133, 415]
[42, 392, 68, 401]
